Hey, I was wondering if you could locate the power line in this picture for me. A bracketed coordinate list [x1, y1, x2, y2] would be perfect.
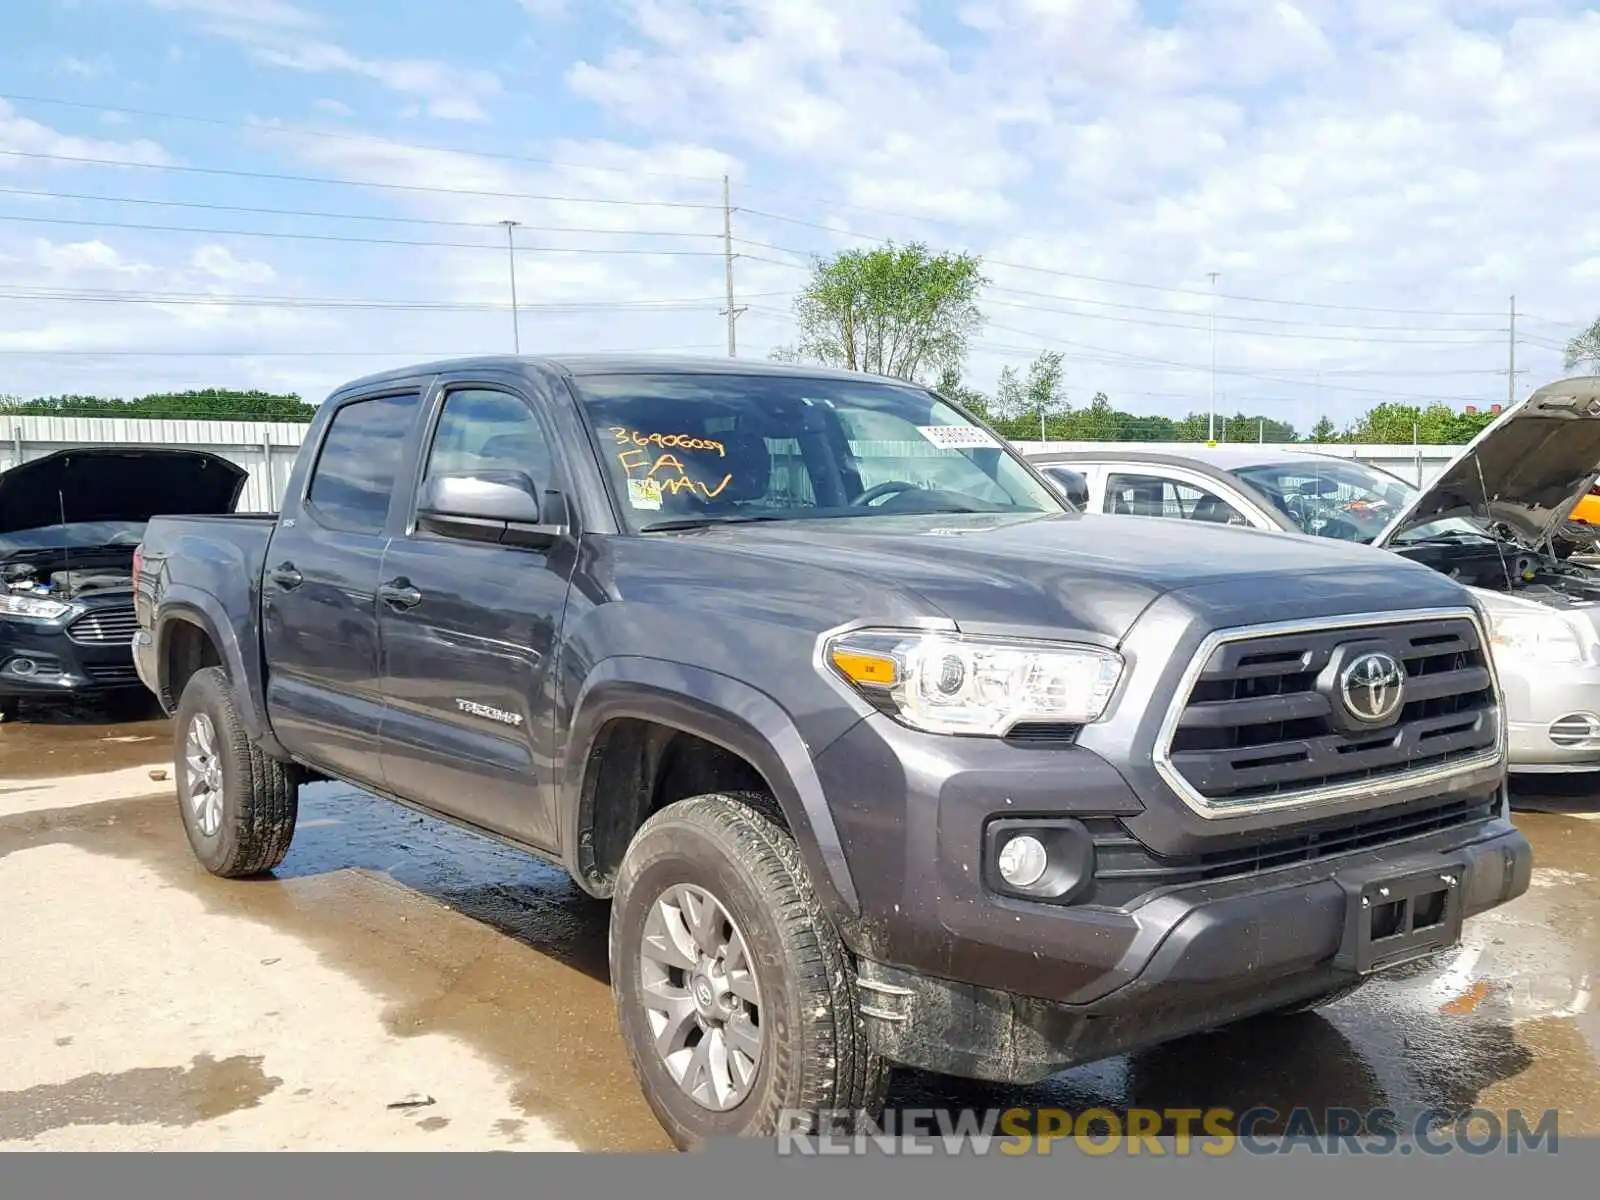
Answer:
[0, 186, 721, 237]
[0, 149, 722, 209]
[0, 92, 734, 187]
[0, 343, 731, 358]
[0, 284, 792, 313]
[977, 321, 1496, 399]
[0, 211, 728, 255]
[734, 212, 1511, 317]
[980, 299, 1504, 345]
[734, 304, 1501, 401]
[980, 283, 1505, 333]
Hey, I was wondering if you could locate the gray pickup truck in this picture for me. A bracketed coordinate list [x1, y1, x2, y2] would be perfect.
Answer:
[132, 354, 1532, 1149]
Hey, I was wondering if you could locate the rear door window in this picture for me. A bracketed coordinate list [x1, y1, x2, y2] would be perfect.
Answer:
[305, 392, 421, 534]
[1103, 472, 1248, 524]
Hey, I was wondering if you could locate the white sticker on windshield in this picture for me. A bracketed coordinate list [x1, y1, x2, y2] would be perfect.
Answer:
[627, 478, 663, 510]
[916, 424, 1000, 450]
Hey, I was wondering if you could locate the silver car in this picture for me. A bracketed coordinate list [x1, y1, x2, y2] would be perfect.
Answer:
[1032, 375, 1600, 775]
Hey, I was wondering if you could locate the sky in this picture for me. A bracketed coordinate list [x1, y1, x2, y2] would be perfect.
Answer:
[3, 0, 1599, 436]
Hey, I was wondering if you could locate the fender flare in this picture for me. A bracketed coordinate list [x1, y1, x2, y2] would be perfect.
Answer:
[154, 586, 286, 758]
[561, 656, 860, 917]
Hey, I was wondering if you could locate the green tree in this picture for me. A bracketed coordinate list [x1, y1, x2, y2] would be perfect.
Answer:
[1, 389, 314, 422]
[1565, 317, 1600, 375]
[991, 364, 1026, 421]
[932, 365, 991, 421]
[774, 241, 987, 383]
[1309, 415, 1339, 443]
[1022, 350, 1067, 439]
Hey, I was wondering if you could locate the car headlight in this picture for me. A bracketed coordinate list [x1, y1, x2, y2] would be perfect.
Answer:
[0, 592, 72, 622]
[1487, 609, 1588, 665]
[822, 628, 1124, 735]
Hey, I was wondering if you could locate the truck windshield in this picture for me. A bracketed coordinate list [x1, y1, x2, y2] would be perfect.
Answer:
[570, 372, 1064, 530]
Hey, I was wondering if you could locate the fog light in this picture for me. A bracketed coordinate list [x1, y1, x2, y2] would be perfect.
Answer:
[9, 658, 37, 677]
[997, 834, 1048, 888]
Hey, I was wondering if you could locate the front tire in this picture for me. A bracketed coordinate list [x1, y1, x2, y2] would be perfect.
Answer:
[0, 695, 18, 723]
[173, 666, 299, 878]
[609, 791, 887, 1150]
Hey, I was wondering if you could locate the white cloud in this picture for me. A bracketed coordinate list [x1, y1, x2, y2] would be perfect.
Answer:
[147, 0, 319, 30]
[253, 43, 503, 122]
[0, 100, 171, 169]
[17, 0, 1600, 426]
[191, 244, 278, 285]
[149, 0, 500, 122]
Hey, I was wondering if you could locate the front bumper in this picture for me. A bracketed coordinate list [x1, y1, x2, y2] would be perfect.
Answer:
[0, 615, 142, 697]
[812, 711, 1528, 1083]
[855, 820, 1530, 1083]
[1495, 656, 1600, 771]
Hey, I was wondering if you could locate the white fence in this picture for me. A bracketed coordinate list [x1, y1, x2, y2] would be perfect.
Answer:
[3, 416, 308, 512]
[2, 415, 1464, 512]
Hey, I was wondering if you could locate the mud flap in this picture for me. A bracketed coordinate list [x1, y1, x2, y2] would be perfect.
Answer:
[1332, 856, 1467, 976]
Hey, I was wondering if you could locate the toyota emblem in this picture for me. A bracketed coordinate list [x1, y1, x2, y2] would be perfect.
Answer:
[1339, 651, 1406, 724]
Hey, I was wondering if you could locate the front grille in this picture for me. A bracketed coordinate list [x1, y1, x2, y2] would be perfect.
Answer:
[1084, 796, 1496, 908]
[67, 607, 138, 645]
[84, 663, 140, 683]
[1159, 613, 1499, 810]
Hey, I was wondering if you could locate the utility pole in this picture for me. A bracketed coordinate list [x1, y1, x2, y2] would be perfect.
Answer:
[1207, 271, 1220, 443]
[500, 220, 521, 353]
[1508, 293, 1516, 408]
[721, 175, 745, 357]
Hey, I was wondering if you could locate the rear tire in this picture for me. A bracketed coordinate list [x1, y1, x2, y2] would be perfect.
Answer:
[173, 666, 299, 878]
[609, 790, 887, 1151]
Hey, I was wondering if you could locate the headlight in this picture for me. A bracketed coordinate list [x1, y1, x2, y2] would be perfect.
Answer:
[1487, 610, 1587, 665]
[822, 628, 1124, 736]
[0, 592, 72, 622]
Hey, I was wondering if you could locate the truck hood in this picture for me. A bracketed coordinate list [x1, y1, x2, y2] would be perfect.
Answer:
[0, 446, 247, 535]
[678, 509, 1463, 642]
[1373, 375, 1600, 552]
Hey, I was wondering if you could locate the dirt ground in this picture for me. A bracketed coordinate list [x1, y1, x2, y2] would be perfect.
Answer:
[2, 693, 1598, 1151]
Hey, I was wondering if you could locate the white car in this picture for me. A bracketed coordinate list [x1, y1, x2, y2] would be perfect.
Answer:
[1032, 375, 1600, 775]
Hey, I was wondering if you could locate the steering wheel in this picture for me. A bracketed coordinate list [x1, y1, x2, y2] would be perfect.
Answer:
[852, 480, 920, 507]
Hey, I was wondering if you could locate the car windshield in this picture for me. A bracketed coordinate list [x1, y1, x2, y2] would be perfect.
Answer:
[569, 371, 1065, 530]
[0, 520, 147, 556]
[1229, 459, 1484, 544]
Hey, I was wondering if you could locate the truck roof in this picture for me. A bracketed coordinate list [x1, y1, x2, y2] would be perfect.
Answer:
[327, 353, 912, 397]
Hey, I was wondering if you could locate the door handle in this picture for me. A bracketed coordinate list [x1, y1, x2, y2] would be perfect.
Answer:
[378, 579, 423, 609]
[269, 563, 303, 589]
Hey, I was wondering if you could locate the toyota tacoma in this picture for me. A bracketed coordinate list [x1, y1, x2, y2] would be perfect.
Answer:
[131, 355, 1532, 1149]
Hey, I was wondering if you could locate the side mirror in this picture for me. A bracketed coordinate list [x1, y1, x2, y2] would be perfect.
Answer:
[416, 471, 565, 548]
[1042, 467, 1090, 509]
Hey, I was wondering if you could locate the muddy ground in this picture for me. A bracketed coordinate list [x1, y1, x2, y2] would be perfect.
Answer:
[2, 693, 1597, 1151]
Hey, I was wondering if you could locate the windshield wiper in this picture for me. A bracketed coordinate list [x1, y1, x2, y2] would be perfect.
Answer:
[638, 513, 795, 533]
[1398, 529, 1499, 546]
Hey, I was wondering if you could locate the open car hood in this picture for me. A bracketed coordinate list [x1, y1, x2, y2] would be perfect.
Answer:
[1373, 376, 1600, 551]
[0, 446, 247, 535]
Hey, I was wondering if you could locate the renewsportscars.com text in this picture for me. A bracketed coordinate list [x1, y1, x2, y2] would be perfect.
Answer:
[775, 1107, 1561, 1156]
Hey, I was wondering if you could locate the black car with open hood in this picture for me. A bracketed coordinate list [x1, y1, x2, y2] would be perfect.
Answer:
[1, 446, 247, 720]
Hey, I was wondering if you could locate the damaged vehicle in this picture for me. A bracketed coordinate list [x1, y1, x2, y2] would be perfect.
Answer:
[0, 446, 246, 722]
[1032, 375, 1600, 774]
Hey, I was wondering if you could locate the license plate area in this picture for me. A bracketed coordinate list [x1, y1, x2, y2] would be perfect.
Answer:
[1333, 858, 1466, 975]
